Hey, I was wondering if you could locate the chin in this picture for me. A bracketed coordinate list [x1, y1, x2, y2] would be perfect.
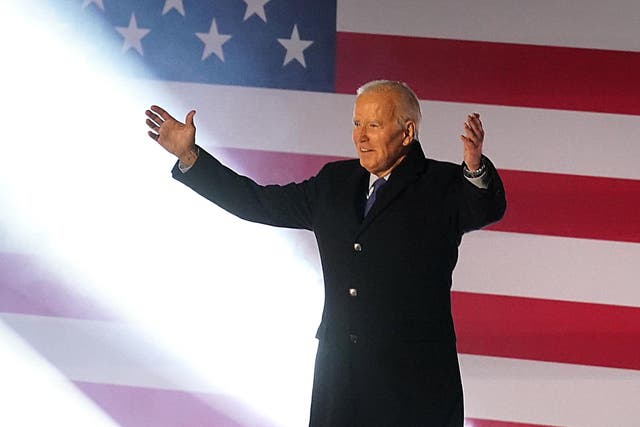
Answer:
[359, 158, 375, 174]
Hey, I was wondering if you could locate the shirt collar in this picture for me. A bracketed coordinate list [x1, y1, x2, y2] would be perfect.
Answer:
[368, 173, 390, 188]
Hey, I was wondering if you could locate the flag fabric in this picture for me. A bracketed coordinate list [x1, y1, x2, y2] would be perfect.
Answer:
[1, 1, 640, 426]
[79, 0, 336, 91]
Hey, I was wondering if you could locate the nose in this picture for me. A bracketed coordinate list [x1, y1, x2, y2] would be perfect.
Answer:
[356, 126, 368, 142]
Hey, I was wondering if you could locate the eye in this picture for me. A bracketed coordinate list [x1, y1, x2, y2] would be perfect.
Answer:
[353, 120, 361, 127]
[369, 122, 379, 128]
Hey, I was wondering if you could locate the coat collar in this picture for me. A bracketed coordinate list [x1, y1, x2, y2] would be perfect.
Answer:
[357, 140, 428, 232]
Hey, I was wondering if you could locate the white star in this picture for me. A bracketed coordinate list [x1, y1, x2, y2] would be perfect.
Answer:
[82, 0, 104, 11]
[277, 25, 314, 68]
[242, 0, 269, 22]
[162, 0, 185, 16]
[195, 19, 232, 61]
[115, 13, 151, 55]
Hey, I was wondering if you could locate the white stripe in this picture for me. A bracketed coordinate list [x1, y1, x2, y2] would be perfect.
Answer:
[337, 0, 640, 53]
[0, 312, 316, 397]
[3, 313, 639, 427]
[454, 231, 640, 308]
[155, 81, 640, 180]
[0, 311, 317, 427]
[0, 313, 212, 392]
[460, 354, 640, 427]
[0, 319, 120, 427]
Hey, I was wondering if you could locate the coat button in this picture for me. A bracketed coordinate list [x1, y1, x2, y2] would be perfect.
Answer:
[353, 242, 362, 252]
[349, 334, 358, 344]
[349, 288, 358, 297]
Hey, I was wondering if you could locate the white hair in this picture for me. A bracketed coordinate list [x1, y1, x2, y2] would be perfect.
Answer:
[356, 80, 422, 139]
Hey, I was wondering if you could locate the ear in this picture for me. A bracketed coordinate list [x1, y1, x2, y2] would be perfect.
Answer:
[402, 121, 415, 145]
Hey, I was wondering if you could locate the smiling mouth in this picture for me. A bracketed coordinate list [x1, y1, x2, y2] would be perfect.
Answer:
[360, 147, 373, 152]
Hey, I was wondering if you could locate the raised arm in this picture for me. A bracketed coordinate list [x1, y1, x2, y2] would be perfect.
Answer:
[460, 112, 484, 171]
[145, 105, 318, 230]
[457, 113, 506, 232]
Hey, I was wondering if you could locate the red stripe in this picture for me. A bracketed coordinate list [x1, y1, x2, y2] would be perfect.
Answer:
[213, 147, 640, 243]
[76, 381, 551, 427]
[212, 147, 335, 185]
[491, 169, 640, 243]
[452, 291, 640, 371]
[75, 381, 275, 427]
[335, 31, 640, 115]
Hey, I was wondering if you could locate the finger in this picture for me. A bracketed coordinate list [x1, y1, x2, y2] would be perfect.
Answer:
[459, 134, 479, 149]
[150, 105, 175, 122]
[147, 130, 159, 141]
[466, 114, 484, 137]
[146, 118, 160, 132]
[472, 113, 484, 133]
[468, 114, 483, 130]
[474, 112, 483, 128]
[463, 122, 479, 141]
[185, 110, 196, 127]
[145, 109, 163, 126]
[461, 130, 483, 150]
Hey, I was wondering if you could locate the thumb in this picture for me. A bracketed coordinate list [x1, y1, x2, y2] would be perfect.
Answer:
[185, 110, 196, 127]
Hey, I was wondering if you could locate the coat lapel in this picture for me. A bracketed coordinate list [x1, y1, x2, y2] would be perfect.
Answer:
[352, 167, 370, 223]
[358, 141, 428, 233]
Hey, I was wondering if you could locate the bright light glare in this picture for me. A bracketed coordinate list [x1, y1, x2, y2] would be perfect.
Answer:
[0, 320, 119, 427]
[1, 1, 323, 426]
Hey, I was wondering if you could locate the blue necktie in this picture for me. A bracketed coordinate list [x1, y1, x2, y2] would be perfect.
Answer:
[364, 177, 387, 216]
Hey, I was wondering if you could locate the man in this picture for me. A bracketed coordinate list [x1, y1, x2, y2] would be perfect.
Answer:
[145, 80, 506, 426]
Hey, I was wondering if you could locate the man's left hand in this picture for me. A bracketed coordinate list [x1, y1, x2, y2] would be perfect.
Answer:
[460, 113, 484, 170]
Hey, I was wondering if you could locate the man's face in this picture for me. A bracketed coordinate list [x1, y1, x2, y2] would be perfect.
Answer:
[352, 91, 413, 177]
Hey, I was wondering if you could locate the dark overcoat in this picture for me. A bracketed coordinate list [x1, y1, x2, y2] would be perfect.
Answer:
[172, 141, 506, 427]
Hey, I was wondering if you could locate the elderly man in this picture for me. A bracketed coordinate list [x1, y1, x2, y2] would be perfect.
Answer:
[145, 80, 506, 426]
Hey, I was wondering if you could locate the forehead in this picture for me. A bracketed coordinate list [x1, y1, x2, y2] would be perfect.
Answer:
[353, 91, 398, 119]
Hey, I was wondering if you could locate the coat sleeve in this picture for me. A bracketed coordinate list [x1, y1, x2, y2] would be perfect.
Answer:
[457, 155, 507, 233]
[171, 147, 318, 230]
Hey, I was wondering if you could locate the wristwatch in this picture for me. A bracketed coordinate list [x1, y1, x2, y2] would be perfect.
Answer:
[463, 160, 486, 178]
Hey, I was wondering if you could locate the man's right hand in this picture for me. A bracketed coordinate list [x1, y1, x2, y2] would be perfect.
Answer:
[146, 105, 198, 167]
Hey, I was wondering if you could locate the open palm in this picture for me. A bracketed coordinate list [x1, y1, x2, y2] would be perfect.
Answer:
[145, 105, 197, 161]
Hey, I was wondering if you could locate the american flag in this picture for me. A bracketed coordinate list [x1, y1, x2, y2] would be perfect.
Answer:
[1, 1, 639, 426]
